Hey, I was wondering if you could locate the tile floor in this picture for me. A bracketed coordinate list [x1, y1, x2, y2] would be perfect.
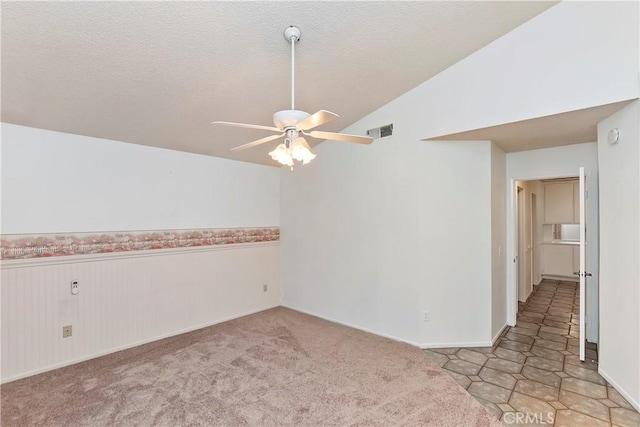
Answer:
[424, 279, 639, 426]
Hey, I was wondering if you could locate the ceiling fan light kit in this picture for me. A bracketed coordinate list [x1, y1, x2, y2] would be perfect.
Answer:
[212, 26, 373, 168]
[269, 131, 316, 167]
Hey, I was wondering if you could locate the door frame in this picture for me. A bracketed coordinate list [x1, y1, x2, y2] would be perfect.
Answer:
[578, 167, 587, 360]
[516, 185, 524, 302]
[530, 193, 537, 289]
[507, 173, 583, 327]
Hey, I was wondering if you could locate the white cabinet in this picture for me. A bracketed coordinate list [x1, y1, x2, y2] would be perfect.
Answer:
[542, 244, 579, 278]
[544, 180, 578, 224]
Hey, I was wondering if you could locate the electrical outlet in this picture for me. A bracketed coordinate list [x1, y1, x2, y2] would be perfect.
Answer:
[422, 311, 430, 322]
[71, 280, 79, 295]
[62, 325, 73, 338]
[263, 284, 268, 292]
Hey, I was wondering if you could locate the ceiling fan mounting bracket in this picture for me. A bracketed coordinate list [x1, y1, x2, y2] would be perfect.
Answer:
[273, 109, 310, 129]
[284, 26, 301, 43]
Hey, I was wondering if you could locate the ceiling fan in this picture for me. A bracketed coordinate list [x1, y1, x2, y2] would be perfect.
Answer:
[212, 26, 373, 167]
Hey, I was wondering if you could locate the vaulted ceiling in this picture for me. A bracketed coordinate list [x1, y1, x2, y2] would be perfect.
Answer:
[1, 1, 556, 165]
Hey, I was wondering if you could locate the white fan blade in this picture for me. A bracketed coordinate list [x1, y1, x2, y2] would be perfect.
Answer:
[230, 133, 285, 151]
[212, 121, 282, 133]
[304, 130, 373, 145]
[296, 110, 339, 131]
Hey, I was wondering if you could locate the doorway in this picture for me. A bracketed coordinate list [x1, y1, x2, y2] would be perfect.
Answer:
[509, 171, 597, 357]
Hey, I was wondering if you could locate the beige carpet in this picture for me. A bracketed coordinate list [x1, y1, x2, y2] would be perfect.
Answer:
[1, 307, 500, 426]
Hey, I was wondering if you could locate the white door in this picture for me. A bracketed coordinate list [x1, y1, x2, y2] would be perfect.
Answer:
[578, 167, 587, 361]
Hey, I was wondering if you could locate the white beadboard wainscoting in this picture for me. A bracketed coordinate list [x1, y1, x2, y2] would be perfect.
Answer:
[1, 242, 280, 383]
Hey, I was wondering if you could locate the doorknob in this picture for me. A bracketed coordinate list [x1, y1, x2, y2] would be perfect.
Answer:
[574, 271, 593, 277]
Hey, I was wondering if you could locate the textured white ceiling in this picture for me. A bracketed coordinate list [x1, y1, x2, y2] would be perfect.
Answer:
[1, 1, 556, 166]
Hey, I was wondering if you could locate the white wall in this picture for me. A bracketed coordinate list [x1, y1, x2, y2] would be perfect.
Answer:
[281, 134, 494, 347]
[1, 123, 280, 233]
[506, 143, 599, 341]
[491, 144, 507, 341]
[340, 1, 638, 144]
[1, 124, 282, 382]
[596, 100, 639, 410]
[280, 1, 637, 349]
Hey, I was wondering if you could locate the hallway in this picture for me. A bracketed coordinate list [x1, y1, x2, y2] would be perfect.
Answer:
[424, 279, 638, 426]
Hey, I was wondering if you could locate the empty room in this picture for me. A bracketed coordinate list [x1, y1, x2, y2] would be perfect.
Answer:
[1, 2, 639, 426]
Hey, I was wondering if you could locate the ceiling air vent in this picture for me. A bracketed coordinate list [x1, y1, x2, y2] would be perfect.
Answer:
[367, 124, 393, 139]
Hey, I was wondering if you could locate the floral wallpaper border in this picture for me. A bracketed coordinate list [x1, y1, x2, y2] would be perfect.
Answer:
[0, 227, 279, 260]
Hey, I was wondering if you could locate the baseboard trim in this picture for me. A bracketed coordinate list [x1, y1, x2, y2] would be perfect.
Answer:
[282, 304, 493, 350]
[541, 274, 578, 283]
[5, 304, 502, 383]
[598, 367, 640, 411]
[281, 305, 424, 348]
[492, 323, 509, 346]
[1, 304, 280, 384]
[419, 341, 493, 349]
